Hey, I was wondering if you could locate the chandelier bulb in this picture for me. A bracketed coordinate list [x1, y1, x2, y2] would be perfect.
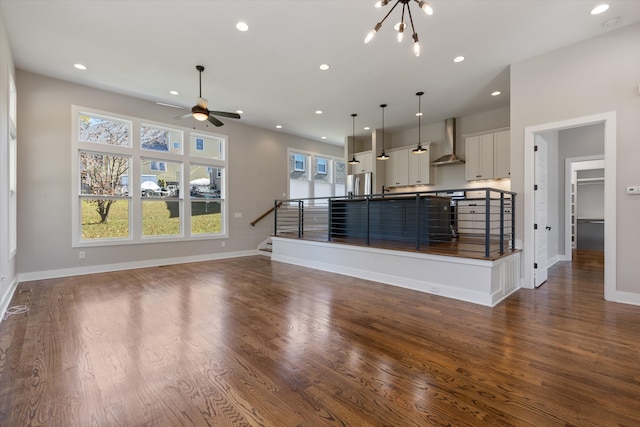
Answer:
[365, 22, 382, 43]
[397, 22, 405, 43]
[417, 0, 434, 15]
[413, 33, 421, 57]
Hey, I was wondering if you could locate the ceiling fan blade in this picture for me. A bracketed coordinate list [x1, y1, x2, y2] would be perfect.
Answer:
[157, 102, 188, 110]
[207, 115, 224, 127]
[175, 112, 193, 120]
[209, 111, 241, 120]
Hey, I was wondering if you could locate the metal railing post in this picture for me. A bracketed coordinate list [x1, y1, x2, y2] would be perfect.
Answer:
[416, 193, 421, 250]
[274, 199, 279, 236]
[298, 200, 303, 239]
[499, 193, 505, 254]
[328, 198, 333, 242]
[484, 189, 491, 257]
[511, 194, 516, 250]
[365, 196, 370, 246]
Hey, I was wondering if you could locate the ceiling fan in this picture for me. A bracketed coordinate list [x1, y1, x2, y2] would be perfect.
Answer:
[175, 65, 241, 127]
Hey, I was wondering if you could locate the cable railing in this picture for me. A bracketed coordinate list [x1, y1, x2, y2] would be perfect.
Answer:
[274, 188, 516, 259]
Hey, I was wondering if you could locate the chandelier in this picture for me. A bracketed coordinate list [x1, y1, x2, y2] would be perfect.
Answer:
[364, 0, 433, 57]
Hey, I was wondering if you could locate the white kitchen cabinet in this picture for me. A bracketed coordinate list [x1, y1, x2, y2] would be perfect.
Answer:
[456, 201, 486, 235]
[457, 199, 513, 240]
[349, 151, 373, 174]
[386, 148, 409, 186]
[465, 129, 510, 181]
[465, 134, 494, 181]
[408, 148, 431, 185]
[493, 130, 510, 179]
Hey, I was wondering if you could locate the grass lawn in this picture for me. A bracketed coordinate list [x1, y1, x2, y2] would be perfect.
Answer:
[82, 199, 221, 239]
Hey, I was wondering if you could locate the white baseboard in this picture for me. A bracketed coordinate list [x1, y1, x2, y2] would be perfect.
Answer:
[18, 250, 259, 283]
[0, 276, 20, 324]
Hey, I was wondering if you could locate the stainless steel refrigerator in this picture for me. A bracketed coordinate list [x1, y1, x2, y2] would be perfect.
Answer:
[346, 172, 372, 196]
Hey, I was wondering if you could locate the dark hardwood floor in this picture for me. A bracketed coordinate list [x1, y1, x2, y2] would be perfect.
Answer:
[1, 250, 638, 426]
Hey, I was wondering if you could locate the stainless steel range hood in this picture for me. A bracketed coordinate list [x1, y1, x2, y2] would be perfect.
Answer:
[431, 118, 465, 166]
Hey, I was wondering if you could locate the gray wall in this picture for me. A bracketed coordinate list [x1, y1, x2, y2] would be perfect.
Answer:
[511, 22, 640, 295]
[16, 71, 342, 276]
[0, 13, 17, 316]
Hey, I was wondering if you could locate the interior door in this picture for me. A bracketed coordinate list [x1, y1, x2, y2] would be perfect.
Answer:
[534, 136, 549, 287]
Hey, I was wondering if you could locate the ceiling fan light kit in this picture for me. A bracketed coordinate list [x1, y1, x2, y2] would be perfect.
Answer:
[365, 0, 432, 57]
[175, 65, 241, 127]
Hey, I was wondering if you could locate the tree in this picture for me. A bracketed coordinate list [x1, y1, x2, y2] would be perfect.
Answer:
[79, 115, 130, 224]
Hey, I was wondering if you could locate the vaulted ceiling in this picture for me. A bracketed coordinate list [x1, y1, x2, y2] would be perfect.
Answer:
[2, 0, 639, 144]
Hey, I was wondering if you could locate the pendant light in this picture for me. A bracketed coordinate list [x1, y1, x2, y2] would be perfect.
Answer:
[348, 113, 360, 165]
[412, 91, 427, 154]
[377, 104, 390, 160]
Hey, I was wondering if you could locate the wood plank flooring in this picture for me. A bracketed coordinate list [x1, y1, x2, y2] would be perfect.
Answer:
[1, 250, 639, 426]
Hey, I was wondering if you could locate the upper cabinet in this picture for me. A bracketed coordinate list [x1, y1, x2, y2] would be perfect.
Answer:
[493, 130, 510, 179]
[465, 129, 510, 181]
[349, 151, 373, 174]
[386, 148, 409, 186]
[384, 144, 430, 187]
[408, 148, 431, 185]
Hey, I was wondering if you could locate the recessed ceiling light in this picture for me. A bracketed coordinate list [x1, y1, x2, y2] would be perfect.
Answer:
[416, 112, 423, 116]
[321, 136, 327, 140]
[276, 125, 282, 129]
[73, 63, 87, 70]
[236, 22, 249, 31]
[590, 4, 609, 15]
[319, 64, 330, 71]
[491, 91, 502, 96]
[364, 127, 370, 130]
[236, 110, 244, 115]
[169, 90, 179, 95]
[453, 56, 465, 63]
[315, 110, 323, 115]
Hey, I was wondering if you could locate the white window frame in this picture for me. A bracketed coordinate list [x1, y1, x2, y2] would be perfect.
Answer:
[8, 75, 17, 258]
[71, 105, 228, 247]
[287, 148, 344, 200]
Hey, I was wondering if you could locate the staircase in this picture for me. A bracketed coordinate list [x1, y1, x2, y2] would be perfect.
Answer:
[257, 236, 273, 257]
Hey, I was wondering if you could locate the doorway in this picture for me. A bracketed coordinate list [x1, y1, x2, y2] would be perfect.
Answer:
[565, 157, 605, 260]
[523, 112, 616, 300]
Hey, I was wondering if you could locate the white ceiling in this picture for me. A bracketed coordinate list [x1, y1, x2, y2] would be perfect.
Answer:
[2, 0, 639, 145]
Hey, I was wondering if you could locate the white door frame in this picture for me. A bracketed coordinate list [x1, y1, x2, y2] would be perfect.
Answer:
[523, 111, 616, 300]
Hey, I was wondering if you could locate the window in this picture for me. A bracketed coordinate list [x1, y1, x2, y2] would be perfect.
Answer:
[288, 150, 345, 201]
[149, 161, 166, 171]
[190, 134, 224, 159]
[317, 158, 327, 174]
[72, 106, 228, 246]
[294, 154, 306, 172]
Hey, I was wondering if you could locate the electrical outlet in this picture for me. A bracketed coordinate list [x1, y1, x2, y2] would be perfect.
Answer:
[79, 251, 85, 259]
[221, 241, 226, 248]
[234, 212, 242, 218]
[626, 186, 640, 195]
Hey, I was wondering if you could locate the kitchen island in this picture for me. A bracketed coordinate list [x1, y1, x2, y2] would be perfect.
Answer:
[329, 195, 451, 247]
[271, 188, 520, 307]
